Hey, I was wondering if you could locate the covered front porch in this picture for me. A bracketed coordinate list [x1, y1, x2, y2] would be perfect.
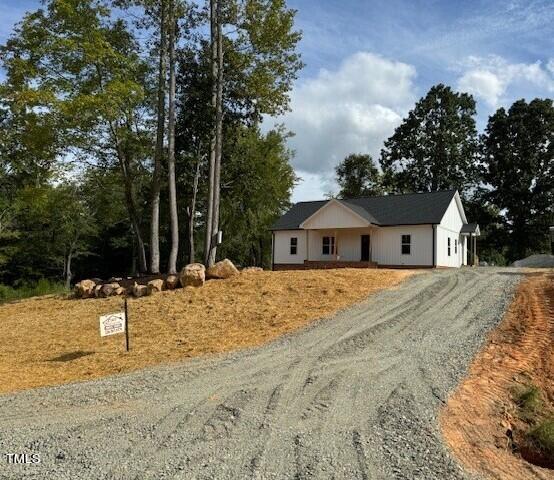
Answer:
[461, 223, 480, 266]
[303, 227, 379, 267]
[297, 197, 380, 268]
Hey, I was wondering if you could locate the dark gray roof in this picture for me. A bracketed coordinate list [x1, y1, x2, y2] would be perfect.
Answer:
[461, 223, 479, 233]
[271, 190, 459, 230]
[271, 200, 328, 230]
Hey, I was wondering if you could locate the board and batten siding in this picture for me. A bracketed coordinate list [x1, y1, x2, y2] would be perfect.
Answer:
[372, 225, 434, 266]
[436, 196, 465, 267]
[273, 230, 306, 264]
[307, 228, 372, 262]
[301, 201, 369, 229]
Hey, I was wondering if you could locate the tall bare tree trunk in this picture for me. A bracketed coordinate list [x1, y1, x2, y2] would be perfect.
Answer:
[121, 155, 148, 273]
[64, 249, 73, 290]
[167, 0, 179, 274]
[204, 0, 218, 266]
[110, 122, 147, 274]
[151, 0, 167, 274]
[188, 150, 201, 263]
[208, 0, 224, 267]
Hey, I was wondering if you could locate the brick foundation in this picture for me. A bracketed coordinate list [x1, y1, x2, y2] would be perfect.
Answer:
[273, 260, 378, 271]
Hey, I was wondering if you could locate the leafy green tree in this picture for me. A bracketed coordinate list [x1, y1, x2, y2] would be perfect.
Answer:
[204, 0, 304, 265]
[0, 0, 151, 273]
[3, 184, 97, 286]
[380, 84, 479, 195]
[335, 154, 383, 198]
[481, 98, 554, 261]
[218, 125, 297, 266]
[176, 3, 302, 264]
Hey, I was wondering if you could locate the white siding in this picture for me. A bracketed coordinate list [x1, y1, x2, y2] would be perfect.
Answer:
[273, 230, 306, 264]
[302, 201, 369, 229]
[372, 225, 434, 266]
[307, 228, 372, 261]
[440, 197, 464, 232]
[436, 197, 465, 267]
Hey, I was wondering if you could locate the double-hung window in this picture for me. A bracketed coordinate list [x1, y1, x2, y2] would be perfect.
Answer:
[401, 234, 411, 255]
[290, 237, 297, 255]
[448, 237, 451, 256]
[322, 236, 335, 255]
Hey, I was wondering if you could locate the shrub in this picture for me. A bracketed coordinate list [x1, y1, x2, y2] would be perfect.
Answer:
[512, 384, 543, 422]
[0, 279, 67, 304]
[529, 419, 554, 455]
[480, 249, 508, 266]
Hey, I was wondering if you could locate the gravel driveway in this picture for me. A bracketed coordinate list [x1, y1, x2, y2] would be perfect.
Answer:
[0, 268, 520, 480]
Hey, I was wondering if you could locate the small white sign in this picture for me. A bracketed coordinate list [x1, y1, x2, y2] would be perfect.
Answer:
[99, 312, 126, 337]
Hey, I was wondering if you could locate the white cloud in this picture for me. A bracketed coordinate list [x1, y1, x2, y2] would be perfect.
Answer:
[457, 55, 554, 107]
[291, 171, 333, 203]
[269, 52, 417, 199]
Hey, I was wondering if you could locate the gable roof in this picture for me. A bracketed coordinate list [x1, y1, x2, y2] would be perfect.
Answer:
[299, 198, 375, 228]
[271, 190, 459, 230]
[461, 223, 480, 235]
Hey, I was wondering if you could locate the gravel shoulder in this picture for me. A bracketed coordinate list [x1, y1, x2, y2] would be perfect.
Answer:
[0, 268, 521, 480]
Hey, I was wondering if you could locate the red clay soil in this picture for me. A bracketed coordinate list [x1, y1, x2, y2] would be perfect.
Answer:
[441, 271, 554, 480]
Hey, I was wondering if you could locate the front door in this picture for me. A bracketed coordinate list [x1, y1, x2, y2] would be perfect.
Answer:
[361, 234, 370, 261]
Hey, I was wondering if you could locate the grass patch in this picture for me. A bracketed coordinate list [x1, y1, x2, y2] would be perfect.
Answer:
[512, 384, 543, 422]
[529, 419, 554, 456]
[0, 279, 68, 304]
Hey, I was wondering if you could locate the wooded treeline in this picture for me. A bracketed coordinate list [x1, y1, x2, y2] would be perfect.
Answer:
[334, 85, 553, 265]
[0, 0, 301, 287]
[0, 1, 552, 288]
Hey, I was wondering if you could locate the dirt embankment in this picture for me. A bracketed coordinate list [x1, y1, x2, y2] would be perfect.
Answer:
[441, 271, 554, 480]
[0, 268, 415, 395]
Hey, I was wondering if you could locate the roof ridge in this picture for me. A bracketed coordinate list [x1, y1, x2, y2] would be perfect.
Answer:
[272, 189, 459, 230]
[341, 189, 457, 202]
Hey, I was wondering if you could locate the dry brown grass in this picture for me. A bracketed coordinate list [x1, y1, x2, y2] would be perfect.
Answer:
[0, 268, 417, 394]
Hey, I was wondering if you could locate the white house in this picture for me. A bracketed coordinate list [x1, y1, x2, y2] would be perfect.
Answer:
[270, 190, 480, 269]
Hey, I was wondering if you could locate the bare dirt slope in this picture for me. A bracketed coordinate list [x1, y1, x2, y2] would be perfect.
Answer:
[441, 271, 554, 480]
[0, 268, 519, 480]
[0, 269, 413, 394]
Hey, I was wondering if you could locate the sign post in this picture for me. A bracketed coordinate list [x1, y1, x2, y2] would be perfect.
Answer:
[124, 296, 130, 352]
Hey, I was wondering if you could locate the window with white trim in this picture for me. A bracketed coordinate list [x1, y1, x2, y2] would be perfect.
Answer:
[448, 237, 451, 256]
[290, 237, 297, 255]
[401, 234, 411, 255]
[322, 236, 335, 255]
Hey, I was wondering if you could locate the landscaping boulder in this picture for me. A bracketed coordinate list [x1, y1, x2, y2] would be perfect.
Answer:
[94, 284, 103, 298]
[100, 282, 120, 298]
[165, 274, 179, 290]
[115, 287, 126, 296]
[147, 279, 164, 295]
[75, 279, 96, 298]
[180, 263, 205, 288]
[242, 266, 263, 273]
[206, 259, 239, 279]
[132, 282, 148, 298]
[108, 277, 123, 283]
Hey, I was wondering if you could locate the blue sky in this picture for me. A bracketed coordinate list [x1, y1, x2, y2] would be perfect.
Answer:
[2, 0, 553, 201]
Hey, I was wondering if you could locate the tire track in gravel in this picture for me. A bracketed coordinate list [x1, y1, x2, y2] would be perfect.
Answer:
[0, 268, 522, 480]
